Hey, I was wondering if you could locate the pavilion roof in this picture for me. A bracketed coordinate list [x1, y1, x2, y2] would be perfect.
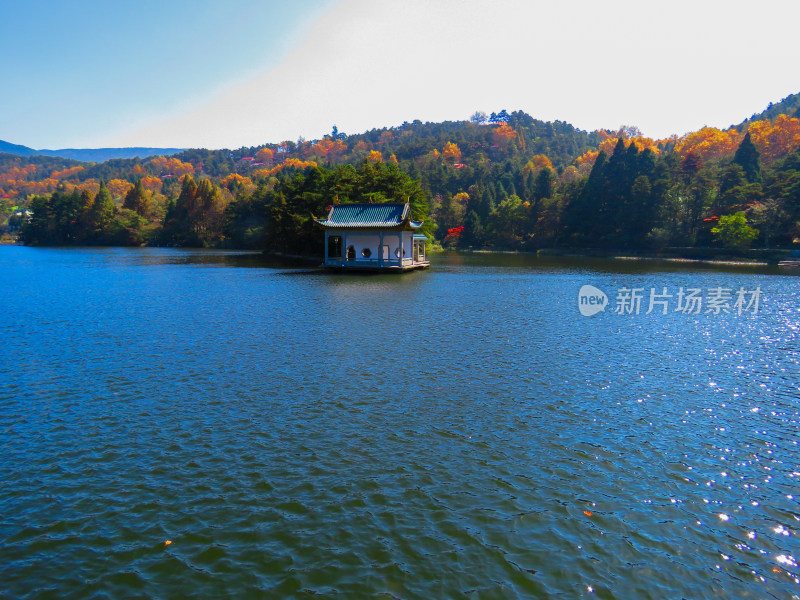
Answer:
[315, 202, 423, 230]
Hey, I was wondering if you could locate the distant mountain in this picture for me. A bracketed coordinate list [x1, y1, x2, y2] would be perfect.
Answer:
[735, 92, 800, 129]
[0, 140, 37, 156]
[0, 139, 183, 162]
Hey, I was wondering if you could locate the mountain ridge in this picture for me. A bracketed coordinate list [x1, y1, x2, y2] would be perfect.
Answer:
[0, 140, 184, 162]
[733, 92, 800, 129]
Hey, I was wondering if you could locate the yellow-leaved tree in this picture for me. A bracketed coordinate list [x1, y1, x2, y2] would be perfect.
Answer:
[747, 114, 800, 164]
[442, 142, 462, 164]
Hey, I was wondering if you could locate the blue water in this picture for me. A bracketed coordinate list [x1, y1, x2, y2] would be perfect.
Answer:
[1, 246, 798, 598]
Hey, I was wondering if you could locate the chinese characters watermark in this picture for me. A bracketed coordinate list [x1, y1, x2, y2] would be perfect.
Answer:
[579, 285, 762, 316]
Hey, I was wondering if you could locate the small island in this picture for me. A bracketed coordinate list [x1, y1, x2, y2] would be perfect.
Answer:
[316, 202, 429, 271]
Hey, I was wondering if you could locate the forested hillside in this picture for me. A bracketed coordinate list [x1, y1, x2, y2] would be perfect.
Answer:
[4, 98, 800, 253]
[735, 92, 800, 130]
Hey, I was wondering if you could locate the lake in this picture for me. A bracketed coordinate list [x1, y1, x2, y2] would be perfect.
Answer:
[0, 246, 798, 598]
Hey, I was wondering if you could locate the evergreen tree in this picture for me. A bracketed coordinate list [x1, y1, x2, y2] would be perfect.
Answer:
[625, 175, 655, 245]
[162, 175, 198, 246]
[733, 132, 762, 183]
[461, 210, 484, 247]
[52, 190, 85, 243]
[564, 151, 607, 244]
[123, 179, 149, 216]
[533, 167, 555, 202]
[718, 164, 747, 198]
[23, 196, 55, 244]
[195, 177, 227, 243]
[86, 181, 116, 243]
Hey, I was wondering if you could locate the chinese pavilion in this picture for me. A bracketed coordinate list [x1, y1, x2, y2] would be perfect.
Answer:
[315, 202, 429, 271]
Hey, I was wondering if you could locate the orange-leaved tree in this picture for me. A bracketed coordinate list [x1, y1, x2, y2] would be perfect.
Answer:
[674, 127, 742, 162]
[747, 114, 800, 164]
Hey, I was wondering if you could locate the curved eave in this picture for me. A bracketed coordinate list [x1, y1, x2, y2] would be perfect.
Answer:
[315, 219, 424, 231]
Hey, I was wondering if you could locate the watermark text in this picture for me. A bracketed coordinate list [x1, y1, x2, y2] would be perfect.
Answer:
[578, 285, 761, 316]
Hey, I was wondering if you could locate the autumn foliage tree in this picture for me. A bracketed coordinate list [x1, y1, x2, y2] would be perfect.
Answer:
[747, 114, 800, 164]
[161, 175, 228, 247]
[254, 147, 275, 164]
[107, 178, 134, 201]
[139, 176, 163, 194]
[148, 156, 194, 177]
[674, 127, 741, 162]
[442, 142, 462, 164]
[219, 173, 255, 197]
[492, 123, 517, 148]
[309, 138, 347, 163]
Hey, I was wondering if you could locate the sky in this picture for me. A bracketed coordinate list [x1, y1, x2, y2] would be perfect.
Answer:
[2, 0, 799, 150]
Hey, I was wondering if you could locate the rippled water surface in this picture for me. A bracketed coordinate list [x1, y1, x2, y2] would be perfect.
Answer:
[1, 247, 799, 599]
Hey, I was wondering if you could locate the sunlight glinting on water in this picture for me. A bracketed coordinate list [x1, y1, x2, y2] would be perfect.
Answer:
[0, 248, 798, 598]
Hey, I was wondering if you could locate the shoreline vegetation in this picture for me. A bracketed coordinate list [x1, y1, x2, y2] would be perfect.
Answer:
[3, 97, 800, 260]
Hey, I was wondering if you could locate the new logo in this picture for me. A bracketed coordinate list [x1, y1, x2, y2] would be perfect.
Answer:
[578, 285, 608, 316]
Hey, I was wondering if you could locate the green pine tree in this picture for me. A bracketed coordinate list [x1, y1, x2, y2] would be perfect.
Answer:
[86, 181, 116, 243]
[733, 132, 762, 183]
[533, 167, 555, 201]
[123, 179, 149, 216]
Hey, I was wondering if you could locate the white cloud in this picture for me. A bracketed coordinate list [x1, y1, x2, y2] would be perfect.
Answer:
[108, 0, 800, 149]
